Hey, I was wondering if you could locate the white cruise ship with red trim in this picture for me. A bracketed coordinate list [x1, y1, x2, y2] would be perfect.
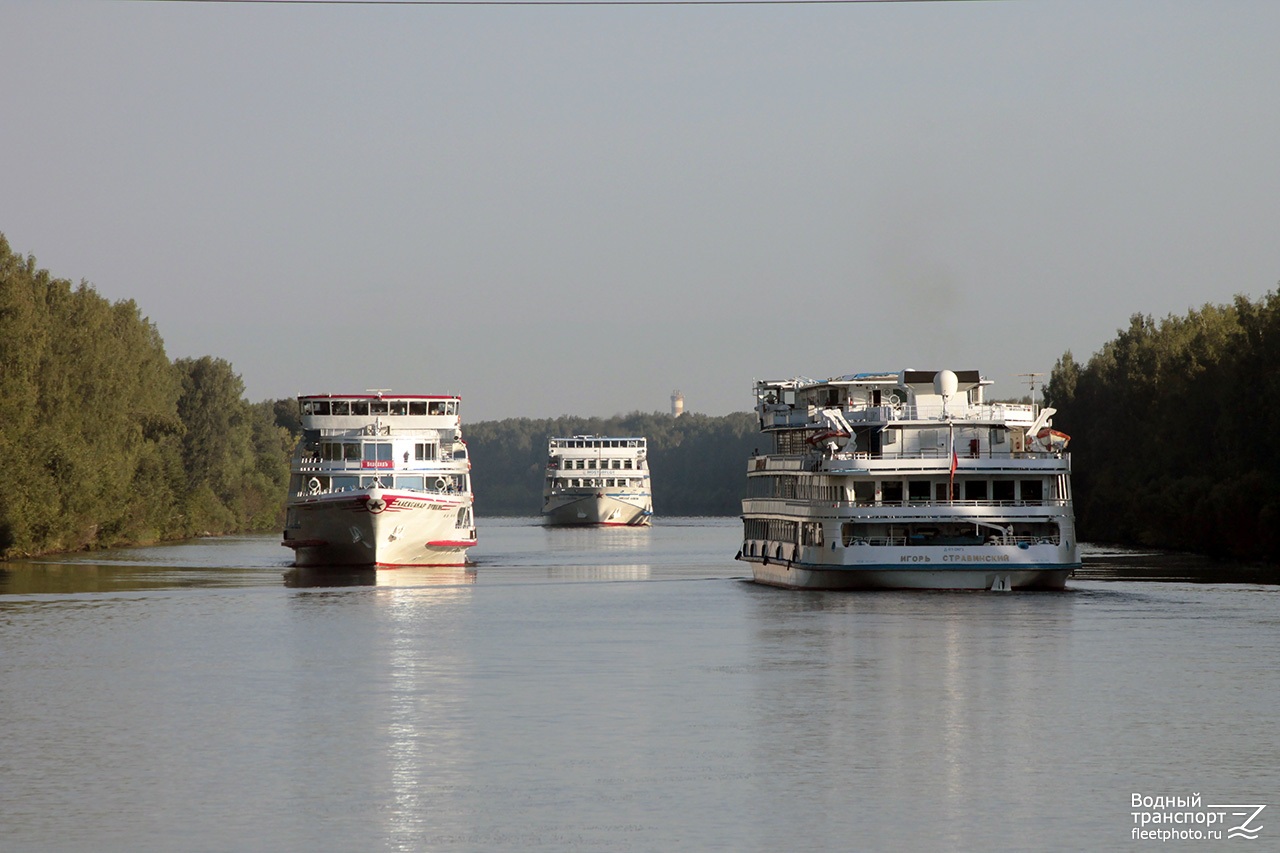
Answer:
[738, 369, 1078, 590]
[282, 393, 476, 567]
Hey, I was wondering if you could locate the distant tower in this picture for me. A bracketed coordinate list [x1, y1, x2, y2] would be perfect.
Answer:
[671, 390, 685, 417]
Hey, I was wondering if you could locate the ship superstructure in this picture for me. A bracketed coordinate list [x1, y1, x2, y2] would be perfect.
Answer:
[739, 369, 1077, 590]
[282, 393, 475, 567]
[542, 435, 653, 526]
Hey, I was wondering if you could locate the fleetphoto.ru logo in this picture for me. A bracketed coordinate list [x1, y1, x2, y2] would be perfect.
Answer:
[1132, 793, 1266, 841]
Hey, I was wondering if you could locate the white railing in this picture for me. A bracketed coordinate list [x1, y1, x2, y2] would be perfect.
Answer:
[841, 499, 1071, 509]
[761, 401, 1036, 428]
[839, 534, 1060, 547]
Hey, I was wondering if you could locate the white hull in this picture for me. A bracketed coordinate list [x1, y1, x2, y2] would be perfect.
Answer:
[284, 489, 475, 567]
[542, 491, 652, 526]
[741, 544, 1074, 590]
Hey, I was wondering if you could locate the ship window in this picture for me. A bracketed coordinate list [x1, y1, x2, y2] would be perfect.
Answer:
[964, 480, 988, 500]
[410, 402, 427, 415]
[853, 481, 874, 503]
[882, 481, 904, 503]
[624, 459, 633, 469]
[320, 442, 357, 462]
[993, 480, 1015, 502]
[364, 443, 393, 462]
[398, 475, 425, 490]
[331, 401, 350, 415]
[371, 401, 390, 415]
[1020, 480, 1043, 503]
[908, 480, 931, 501]
[332, 475, 358, 490]
[415, 443, 437, 461]
[311, 401, 331, 415]
[351, 401, 369, 415]
[390, 401, 408, 416]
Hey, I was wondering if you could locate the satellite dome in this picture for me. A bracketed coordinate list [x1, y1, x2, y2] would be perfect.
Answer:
[934, 369, 959, 398]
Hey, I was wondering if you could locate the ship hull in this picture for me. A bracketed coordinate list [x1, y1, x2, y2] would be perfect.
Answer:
[541, 492, 652, 526]
[283, 490, 475, 567]
[740, 537, 1076, 590]
[744, 557, 1072, 591]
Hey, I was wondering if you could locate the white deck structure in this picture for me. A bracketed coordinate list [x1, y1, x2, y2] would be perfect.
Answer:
[282, 393, 475, 567]
[542, 436, 653, 526]
[739, 369, 1078, 590]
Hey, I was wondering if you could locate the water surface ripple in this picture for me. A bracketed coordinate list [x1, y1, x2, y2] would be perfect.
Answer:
[2, 520, 1276, 851]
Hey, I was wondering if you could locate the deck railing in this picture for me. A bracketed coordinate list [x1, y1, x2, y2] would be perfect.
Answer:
[759, 402, 1036, 429]
[751, 450, 1064, 465]
[839, 534, 1061, 547]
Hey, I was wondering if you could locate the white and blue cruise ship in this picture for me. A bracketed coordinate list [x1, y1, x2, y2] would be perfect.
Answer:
[739, 369, 1078, 590]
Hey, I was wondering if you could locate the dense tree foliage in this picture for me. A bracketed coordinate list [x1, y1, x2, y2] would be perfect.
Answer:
[15, 227, 1276, 562]
[464, 411, 759, 517]
[0, 236, 289, 558]
[1045, 292, 1280, 562]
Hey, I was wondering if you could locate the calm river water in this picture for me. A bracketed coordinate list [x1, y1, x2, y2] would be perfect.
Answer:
[2, 518, 1278, 852]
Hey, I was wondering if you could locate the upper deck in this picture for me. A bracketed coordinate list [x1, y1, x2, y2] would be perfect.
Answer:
[548, 436, 647, 457]
[298, 394, 462, 437]
[754, 369, 1067, 461]
[755, 370, 1035, 428]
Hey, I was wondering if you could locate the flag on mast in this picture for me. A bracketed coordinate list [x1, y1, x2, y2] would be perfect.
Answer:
[948, 423, 957, 498]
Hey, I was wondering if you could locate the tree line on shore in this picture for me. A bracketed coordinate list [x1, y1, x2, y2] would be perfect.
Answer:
[4, 233, 1278, 564]
[1044, 290, 1280, 563]
[0, 236, 290, 558]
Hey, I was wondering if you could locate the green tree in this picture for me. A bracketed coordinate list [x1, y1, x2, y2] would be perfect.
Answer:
[1048, 291, 1280, 562]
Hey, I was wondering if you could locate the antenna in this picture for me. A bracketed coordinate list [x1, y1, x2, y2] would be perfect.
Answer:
[1014, 373, 1044, 407]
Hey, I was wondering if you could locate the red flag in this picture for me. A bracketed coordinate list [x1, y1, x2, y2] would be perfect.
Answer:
[948, 428, 957, 498]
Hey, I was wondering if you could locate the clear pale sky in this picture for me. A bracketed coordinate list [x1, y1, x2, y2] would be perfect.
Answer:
[4, 0, 1278, 422]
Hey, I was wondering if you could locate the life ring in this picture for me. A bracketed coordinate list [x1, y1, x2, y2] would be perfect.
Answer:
[364, 424, 376, 435]
[434, 477, 448, 491]
[307, 477, 322, 494]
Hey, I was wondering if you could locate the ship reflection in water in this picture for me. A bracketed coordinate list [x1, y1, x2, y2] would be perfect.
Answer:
[283, 566, 478, 588]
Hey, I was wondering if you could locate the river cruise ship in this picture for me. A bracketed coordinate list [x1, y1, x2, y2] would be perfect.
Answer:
[542, 436, 653, 526]
[282, 393, 476, 567]
[739, 369, 1078, 590]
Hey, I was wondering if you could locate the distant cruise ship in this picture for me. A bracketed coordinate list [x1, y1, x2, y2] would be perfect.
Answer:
[542, 435, 653, 526]
[282, 393, 476, 567]
[738, 369, 1078, 590]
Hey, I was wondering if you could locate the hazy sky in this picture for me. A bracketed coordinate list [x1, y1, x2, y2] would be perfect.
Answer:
[5, 0, 1278, 422]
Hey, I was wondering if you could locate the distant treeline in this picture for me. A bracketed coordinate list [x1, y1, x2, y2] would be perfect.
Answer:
[0, 236, 291, 559]
[464, 412, 759, 517]
[1045, 290, 1280, 563]
[8, 232, 1279, 564]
